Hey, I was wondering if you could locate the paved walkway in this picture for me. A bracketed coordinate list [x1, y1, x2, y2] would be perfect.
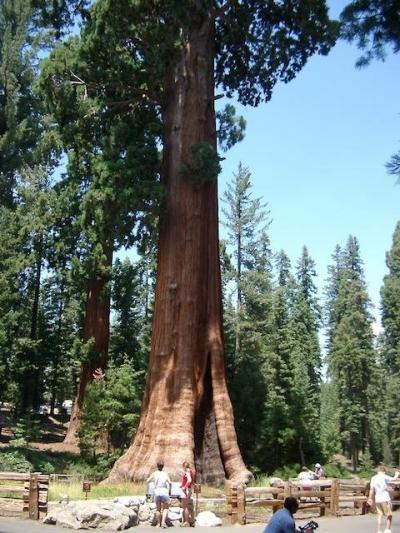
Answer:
[1, 513, 400, 533]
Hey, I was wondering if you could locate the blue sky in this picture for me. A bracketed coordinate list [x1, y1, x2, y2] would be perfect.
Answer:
[218, 2, 400, 327]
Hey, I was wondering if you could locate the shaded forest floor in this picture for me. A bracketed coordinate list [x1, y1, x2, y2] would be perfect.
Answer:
[0, 405, 79, 453]
[0, 405, 89, 478]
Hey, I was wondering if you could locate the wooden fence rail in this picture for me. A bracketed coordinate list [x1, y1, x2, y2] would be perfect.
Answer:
[0, 472, 49, 519]
[227, 478, 400, 525]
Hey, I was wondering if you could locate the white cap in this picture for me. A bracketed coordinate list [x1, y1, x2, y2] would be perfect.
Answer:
[315, 463, 321, 468]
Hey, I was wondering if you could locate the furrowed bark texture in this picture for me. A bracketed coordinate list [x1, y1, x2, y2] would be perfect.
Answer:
[64, 247, 112, 445]
[107, 19, 251, 485]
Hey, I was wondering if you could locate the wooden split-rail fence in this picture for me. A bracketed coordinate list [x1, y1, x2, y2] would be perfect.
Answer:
[226, 478, 400, 525]
[0, 472, 49, 519]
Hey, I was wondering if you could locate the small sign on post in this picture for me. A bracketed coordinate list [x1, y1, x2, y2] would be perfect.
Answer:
[82, 482, 91, 500]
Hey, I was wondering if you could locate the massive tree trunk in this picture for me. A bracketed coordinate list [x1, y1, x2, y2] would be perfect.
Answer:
[64, 246, 112, 444]
[107, 18, 251, 484]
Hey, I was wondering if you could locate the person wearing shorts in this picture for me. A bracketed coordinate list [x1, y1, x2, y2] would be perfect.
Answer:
[368, 465, 399, 533]
[147, 461, 171, 528]
[181, 461, 195, 526]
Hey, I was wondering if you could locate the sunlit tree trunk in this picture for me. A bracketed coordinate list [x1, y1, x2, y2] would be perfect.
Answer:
[64, 246, 112, 444]
[107, 18, 251, 484]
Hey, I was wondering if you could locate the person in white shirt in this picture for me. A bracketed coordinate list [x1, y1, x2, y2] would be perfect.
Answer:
[313, 463, 324, 480]
[368, 465, 399, 533]
[147, 461, 171, 528]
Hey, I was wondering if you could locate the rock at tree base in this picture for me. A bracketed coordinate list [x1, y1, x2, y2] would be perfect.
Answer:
[195, 511, 222, 527]
[113, 495, 146, 507]
[138, 502, 151, 521]
[43, 501, 138, 530]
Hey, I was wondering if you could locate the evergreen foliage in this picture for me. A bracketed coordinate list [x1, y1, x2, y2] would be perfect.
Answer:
[222, 168, 323, 472]
[381, 221, 400, 464]
[340, 1, 400, 182]
[340, 0, 400, 67]
[79, 361, 143, 457]
[325, 236, 381, 469]
[222, 164, 272, 468]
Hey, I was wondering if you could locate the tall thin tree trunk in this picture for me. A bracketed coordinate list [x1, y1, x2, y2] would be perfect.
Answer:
[107, 18, 251, 484]
[50, 283, 64, 416]
[64, 246, 112, 444]
[235, 226, 242, 359]
[299, 437, 305, 467]
[21, 238, 42, 412]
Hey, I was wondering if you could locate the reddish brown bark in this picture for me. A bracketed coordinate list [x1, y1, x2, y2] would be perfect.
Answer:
[106, 19, 251, 484]
[64, 246, 112, 445]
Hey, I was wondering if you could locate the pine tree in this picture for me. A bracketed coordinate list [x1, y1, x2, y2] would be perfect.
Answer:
[381, 221, 400, 463]
[222, 163, 270, 358]
[291, 247, 322, 463]
[259, 251, 296, 471]
[326, 236, 380, 470]
[0, 0, 44, 207]
[221, 165, 272, 467]
[0, 0, 63, 412]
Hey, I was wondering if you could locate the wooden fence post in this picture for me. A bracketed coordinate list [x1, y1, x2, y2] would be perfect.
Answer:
[320, 484, 325, 517]
[283, 481, 292, 499]
[362, 481, 370, 515]
[230, 484, 239, 524]
[237, 484, 246, 525]
[330, 478, 339, 516]
[29, 473, 39, 520]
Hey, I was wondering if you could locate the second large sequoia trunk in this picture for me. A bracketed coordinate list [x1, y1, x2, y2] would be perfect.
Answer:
[64, 246, 112, 445]
[107, 17, 251, 485]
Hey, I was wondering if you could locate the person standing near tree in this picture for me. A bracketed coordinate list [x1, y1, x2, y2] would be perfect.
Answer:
[313, 463, 325, 480]
[180, 461, 195, 526]
[147, 461, 171, 528]
[368, 465, 400, 533]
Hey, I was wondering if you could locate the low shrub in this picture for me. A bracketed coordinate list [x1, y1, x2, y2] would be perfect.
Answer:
[0, 450, 32, 472]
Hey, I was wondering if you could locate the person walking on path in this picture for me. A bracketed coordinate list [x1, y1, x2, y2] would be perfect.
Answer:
[368, 465, 399, 533]
[147, 461, 171, 528]
[263, 497, 313, 533]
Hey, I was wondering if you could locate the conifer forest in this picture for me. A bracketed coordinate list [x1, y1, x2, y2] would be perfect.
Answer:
[1, 0, 400, 482]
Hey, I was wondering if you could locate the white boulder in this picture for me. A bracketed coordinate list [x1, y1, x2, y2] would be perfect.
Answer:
[195, 511, 222, 527]
[43, 501, 138, 530]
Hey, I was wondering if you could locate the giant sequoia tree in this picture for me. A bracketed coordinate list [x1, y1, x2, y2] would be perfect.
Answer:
[84, 0, 338, 484]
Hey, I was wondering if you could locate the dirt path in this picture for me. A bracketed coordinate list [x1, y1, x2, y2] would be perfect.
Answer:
[0, 512, 399, 533]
